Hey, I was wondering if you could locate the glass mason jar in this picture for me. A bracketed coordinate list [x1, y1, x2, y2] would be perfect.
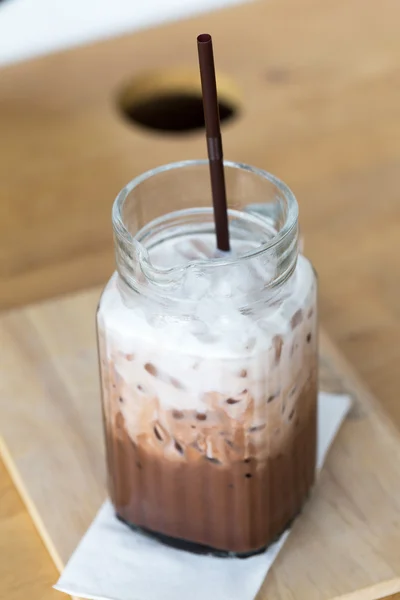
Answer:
[97, 160, 318, 556]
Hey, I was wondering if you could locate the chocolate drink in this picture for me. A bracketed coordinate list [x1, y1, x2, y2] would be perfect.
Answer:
[106, 382, 316, 554]
[97, 229, 318, 556]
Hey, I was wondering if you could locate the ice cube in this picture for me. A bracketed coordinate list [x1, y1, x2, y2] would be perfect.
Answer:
[182, 267, 211, 300]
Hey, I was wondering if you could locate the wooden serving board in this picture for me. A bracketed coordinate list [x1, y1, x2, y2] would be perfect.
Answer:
[1, 0, 400, 321]
[0, 289, 400, 600]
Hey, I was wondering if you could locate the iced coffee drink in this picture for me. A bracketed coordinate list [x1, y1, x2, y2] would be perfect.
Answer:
[97, 161, 318, 556]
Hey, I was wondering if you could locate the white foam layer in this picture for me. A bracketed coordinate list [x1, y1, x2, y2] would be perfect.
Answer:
[98, 234, 317, 411]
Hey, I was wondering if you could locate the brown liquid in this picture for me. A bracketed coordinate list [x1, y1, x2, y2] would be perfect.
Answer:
[105, 382, 317, 556]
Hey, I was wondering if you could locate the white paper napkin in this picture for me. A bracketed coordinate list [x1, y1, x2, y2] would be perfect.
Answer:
[55, 392, 351, 600]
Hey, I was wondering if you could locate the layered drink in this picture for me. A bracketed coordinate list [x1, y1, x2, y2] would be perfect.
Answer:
[97, 205, 318, 555]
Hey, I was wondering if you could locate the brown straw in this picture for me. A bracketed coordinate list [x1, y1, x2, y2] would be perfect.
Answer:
[197, 33, 230, 252]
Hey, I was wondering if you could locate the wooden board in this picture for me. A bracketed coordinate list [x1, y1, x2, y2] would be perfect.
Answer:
[1, 0, 400, 598]
[0, 457, 60, 600]
[1, 0, 400, 437]
[1, 289, 400, 600]
[0, 0, 399, 304]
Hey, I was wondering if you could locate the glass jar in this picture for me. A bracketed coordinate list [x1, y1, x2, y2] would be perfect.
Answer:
[97, 160, 318, 556]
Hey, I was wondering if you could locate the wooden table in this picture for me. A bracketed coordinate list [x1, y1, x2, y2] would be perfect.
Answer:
[0, 0, 400, 598]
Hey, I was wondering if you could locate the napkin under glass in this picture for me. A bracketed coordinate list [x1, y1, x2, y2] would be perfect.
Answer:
[55, 391, 351, 600]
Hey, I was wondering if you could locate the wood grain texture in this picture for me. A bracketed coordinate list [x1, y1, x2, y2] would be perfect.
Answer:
[332, 585, 400, 600]
[0, 0, 400, 599]
[1, 289, 400, 600]
[0, 0, 399, 432]
[0, 457, 63, 600]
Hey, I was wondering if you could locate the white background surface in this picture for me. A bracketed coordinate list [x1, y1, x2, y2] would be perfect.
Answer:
[0, 0, 250, 67]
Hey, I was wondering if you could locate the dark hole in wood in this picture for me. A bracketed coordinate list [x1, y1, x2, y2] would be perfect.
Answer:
[121, 92, 236, 133]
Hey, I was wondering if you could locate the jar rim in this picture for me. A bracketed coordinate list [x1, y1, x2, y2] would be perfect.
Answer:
[112, 159, 298, 265]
